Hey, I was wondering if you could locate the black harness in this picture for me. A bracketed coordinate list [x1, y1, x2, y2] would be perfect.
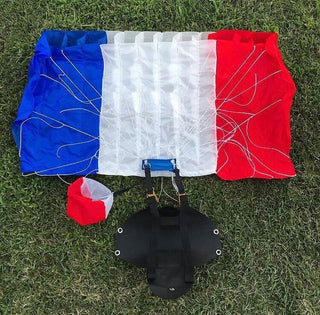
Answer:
[115, 165, 221, 299]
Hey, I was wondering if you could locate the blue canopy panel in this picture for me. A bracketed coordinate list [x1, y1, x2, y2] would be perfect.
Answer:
[12, 30, 107, 175]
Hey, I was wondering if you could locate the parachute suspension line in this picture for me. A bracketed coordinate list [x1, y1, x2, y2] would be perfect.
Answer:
[21, 153, 98, 176]
[19, 107, 101, 175]
[216, 70, 282, 103]
[61, 49, 102, 97]
[218, 98, 283, 143]
[32, 111, 98, 140]
[179, 52, 271, 153]
[216, 117, 256, 177]
[219, 73, 258, 107]
[216, 45, 256, 98]
[43, 51, 286, 178]
[57, 174, 72, 185]
[217, 111, 255, 175]
[216, 112, 265, 177]
[39, 74, 97, 104]
[60, 108, 100, 116]
[56, 138, 97, 158]
[162, 187, 178, 203]
[18, 116, 64, 157]
[44, 51, 141, 141]
[84, 167, 99, 178]
[182, 43, 288, 178]
[217, 49, 266, 111]
[187, 68, 282, 138]
[178, 74, 283, 166]
[159, 177, 178, 203]
[215, 102, 294, 178]
[19, 111, 139, 177]
[61, 105, 140, 143]
[245, 121, 292, 159]
[40, 73, 102, 104]
[20, 110, 139, 174]
[49, 56, 101, 113]
[216, 148, 229, 174]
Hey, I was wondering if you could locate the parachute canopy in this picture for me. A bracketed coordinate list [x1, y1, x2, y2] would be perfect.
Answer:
[12, 30, 296, 180]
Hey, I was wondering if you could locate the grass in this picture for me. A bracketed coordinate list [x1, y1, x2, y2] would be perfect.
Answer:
[0, 0, 319, 314]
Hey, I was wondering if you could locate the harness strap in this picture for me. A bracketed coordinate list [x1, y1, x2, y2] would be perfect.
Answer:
[144, 168, 159, 281]
[144, 167, 194, 285]
[144, 168, 160, 217]
[173, 168, 193, 282]
[173, 168, 189, 209]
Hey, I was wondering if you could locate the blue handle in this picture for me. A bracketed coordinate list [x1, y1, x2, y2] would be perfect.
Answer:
[142, 159, 177, 172]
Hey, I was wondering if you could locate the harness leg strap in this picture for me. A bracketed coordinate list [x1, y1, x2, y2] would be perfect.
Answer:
[174, 168, 189, 208]
[144, 168, 159, 282]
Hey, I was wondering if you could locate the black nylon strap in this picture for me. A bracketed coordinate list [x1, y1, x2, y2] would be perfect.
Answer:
[145, 167, 193, 284]
[144, 168, 159, 282]
[144, 168, 159, 218]
[174, 168, 193, 283]
[173, 168, 189, 209]
[113, 186, 132, 198]
[144, 168, 154, 194]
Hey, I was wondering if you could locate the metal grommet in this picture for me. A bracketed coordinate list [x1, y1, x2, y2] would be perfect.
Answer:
[216, 249, 222, 256]
[213, 229, 219, 235]
[115, 250, 120, 256]
[117, 227, 123, 234]
[169, 287, 175, 291]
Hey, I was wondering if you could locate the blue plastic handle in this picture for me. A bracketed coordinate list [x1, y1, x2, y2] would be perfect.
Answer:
[142, 159, 177, 172]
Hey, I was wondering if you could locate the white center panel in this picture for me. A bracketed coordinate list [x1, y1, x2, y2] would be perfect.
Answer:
[99, 32, 217, 176]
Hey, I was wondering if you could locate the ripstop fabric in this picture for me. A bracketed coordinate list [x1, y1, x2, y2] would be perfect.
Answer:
[12, 30, 296, 180]
[67, 177, 114, 225]
[12, 30, 107, 175]
[211, 30, 296, 179]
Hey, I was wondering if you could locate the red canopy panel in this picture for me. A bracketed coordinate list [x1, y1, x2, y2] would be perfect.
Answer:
[210, 30, 296, 180]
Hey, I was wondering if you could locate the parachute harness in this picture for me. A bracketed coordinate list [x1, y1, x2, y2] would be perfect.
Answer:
[115, 159, 221, 299]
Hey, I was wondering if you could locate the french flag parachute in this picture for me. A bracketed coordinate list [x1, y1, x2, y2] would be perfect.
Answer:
[12, 30, 296, 180]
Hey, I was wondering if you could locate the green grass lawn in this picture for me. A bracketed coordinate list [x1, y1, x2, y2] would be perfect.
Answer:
[0, 0, 319, 314]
